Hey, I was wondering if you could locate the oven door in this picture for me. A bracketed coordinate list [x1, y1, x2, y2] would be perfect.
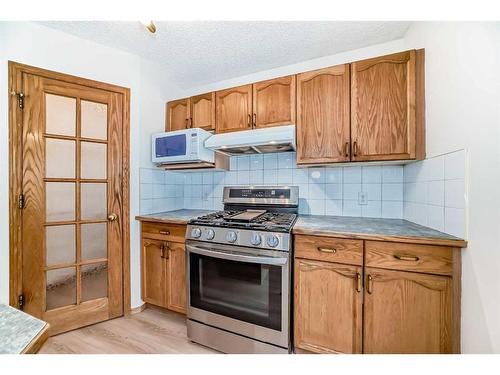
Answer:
[186, 241, 290, 348]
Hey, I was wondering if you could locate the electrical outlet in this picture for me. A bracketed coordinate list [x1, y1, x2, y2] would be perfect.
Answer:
[358, 192, 368, 205]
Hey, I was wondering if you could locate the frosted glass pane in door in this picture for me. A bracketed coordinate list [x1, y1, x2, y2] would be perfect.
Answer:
[81, 100, 108, 140]
[81, 223, 107, 260]
[46, 225, 76, 266]
[45, 94, 76, 136]
[81, 262, 108, 302]
[81, 142, 107, 179]
[46, 182, 75, 222]
[46, 267, 76, 310]
[45, 138, 75, 178]
[81, 183, 107, 220]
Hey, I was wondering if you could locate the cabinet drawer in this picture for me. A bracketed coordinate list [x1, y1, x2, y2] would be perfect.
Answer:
[141, 222, 186, 242]
[365, 241, 453, 276]
[294, 235, 363, 266]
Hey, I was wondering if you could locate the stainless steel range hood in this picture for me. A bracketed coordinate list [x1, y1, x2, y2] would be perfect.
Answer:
[204, 125, 296, 155]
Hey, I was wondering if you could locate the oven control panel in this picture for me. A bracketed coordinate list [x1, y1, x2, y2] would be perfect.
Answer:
[186, 225, 291, 252]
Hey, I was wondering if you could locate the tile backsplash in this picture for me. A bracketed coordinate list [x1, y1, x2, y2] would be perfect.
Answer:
[139, 169, 184, 214]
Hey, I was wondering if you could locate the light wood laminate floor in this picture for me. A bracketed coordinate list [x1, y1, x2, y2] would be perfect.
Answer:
[39, 307, 219, 354]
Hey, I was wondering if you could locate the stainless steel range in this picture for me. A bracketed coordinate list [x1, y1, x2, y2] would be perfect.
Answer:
[186, 186, 298, 354]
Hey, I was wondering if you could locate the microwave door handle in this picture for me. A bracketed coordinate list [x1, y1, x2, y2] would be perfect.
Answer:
[186, 244, 288, 266]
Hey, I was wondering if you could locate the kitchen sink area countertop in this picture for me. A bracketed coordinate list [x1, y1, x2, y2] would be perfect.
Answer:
[135, 209, 217, 224]
[294, 215, 467, 247]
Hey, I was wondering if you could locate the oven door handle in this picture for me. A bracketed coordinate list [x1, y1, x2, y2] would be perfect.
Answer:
[186, 244, 288, 266]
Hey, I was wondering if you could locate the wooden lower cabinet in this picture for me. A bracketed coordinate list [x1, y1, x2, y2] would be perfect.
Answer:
[363, 267, 452, 353]
[294, 258, 363, 353]
[141, 239, 166, 307]
[165, 242, 187, 314]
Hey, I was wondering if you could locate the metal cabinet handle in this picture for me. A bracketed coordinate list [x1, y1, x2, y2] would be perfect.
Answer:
[160, 242, 170, 259]
[253, 113, 256, 128]
[247, 114, 252, 127]
[159, 230, 170, 235]
[356, 273, 362, 292]
[366, 275, 373, 294]
[353, 141, 358, 157]
[344, 142, 350, 157]
[317, 247, 336, 254]
[394, 254, 420, 261]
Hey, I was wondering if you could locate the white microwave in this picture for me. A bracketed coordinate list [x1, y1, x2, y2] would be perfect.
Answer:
[152, 128, 215, 165]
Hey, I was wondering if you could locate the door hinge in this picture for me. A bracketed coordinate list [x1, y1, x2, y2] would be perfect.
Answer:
[10, 91, 25, 110]
[18, 294, 24, 310]
[18, 193, 25, 209]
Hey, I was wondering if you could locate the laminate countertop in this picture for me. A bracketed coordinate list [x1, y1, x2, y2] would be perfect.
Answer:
[0, 304, 49, 354]
[293, 215, 467, 247]
[135, 209, 216, 224]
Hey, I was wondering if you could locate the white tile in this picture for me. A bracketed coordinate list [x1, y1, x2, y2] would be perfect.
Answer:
[175, 185, 184, 198]
[343, 200, 361, 217]
[445, 150, 466, 180]
[229, 156, 238, 171]
[403, 162, 418, 183]
[445, 179, 465, 208]
[191, 185, 202, 198]
[202, 197, 214, 210]
[153, 198, 168, 212]
[175, 173, 185, 185]
[425, 156, 445, 181]
[343, 183, 361, 200]
[445, 207, 465, 238]
[308, 200, 325, 215]
[213, 184, 224, 198]
[152, 184, 165, 199]
[165, 185, 176, 198]
[250, 154, 263, 170]
[325, 200, 342, 216]
[140, 183, 153, 199]
[427, 205, 445, 232]
[183, 185, 192, 198]
[298, 199, 310, 214]
[237, 156, 250, 170]
[263, 154, 278, 170]
[343, 167, 362, 183]
[325, 167, 342, 183]
[249, 170, 264, 185]
[415, 182, 427, 203]
[308, 167, 325, 183]
[152, 169, 164, 185]
[202, 172, 213, 185]
[164, 171, 175, 184]
[362, 166, 382, 183]
[277, 169, 293, 184]
[325, 184, 342, 200]
[292, 168, 309, 184]
[382, 165, 403, 183]
[403, 202, 417, 223]
[362, 183, 382, 201]
[362, 201, 382, 218]
[308, 183, 326, 200]
[224, 171, 238, 185]
[213, 171, 224, 185]
[191, 172, 202, 185]
[184, 197, 194, 209]
[140, 199, 153, 215]
[140, 168, 153, 184]
[382, 201, 403, 219]
[382, 183, 403, 201]
[202, 185, 212, 200]
[237, 170, 250, 185]
[263, 169, 278, 185]
[278, 152, 295, 169]
[413, 203, 428, 226]
[404, 182, 416, 203]
[427, 180, 445, 206]
[296, 183, 309, 199]
[191, 198, 203, 209]
[213, 199, 224, 211]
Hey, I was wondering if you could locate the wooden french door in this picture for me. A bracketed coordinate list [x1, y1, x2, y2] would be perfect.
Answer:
[11, 64, 129, 336]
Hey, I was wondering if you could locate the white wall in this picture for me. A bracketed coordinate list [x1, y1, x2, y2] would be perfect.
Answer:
[0, 22, 176, 308]
[404, 22, 500, 353]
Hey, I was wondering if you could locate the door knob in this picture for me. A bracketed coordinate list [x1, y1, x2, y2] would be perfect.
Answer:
[108, 213, 118, 222]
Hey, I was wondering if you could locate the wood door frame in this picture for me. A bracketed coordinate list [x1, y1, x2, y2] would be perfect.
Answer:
[8, 61, 131, 315]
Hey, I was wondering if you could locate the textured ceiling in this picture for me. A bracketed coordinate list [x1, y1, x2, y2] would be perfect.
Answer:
[39, 21, 411, 89]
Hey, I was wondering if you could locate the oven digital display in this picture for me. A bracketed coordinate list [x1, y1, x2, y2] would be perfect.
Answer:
[229, 189, 290, 199]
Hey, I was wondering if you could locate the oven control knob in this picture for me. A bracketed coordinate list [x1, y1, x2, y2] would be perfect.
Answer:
[205, 229, 215, 240]
[251, 233, 262, 246]
[191, 227, 202, 238]
[266, 234, 279, 248]
[226, 231, 238, 243]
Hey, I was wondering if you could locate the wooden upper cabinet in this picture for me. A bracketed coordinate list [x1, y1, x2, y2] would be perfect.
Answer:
[166, 242, 187, 314]
[252, 76, 296, 128]
[296, 65, 350, 164]
[190, 92, 215, 131]
[294, 259, 363, 354]
[215, 84, 253, 133]
[166, 98, 190, 132]
[141, 239, 166, 307]
[363, 267, 452, 354]
[351, 50, 423, 161]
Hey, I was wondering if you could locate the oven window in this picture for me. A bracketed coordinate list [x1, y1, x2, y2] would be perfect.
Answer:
[190, 253, 282, 331]
[155, 134, 186, 157]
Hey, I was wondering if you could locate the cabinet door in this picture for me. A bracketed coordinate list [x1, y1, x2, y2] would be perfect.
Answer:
[363, 267, 452, 353]
[215, 84, 252, 133]
[166, 242, 187, 314]
[296, 65, 350, 164]
[166, 98, 190, 132]
[191, 92, 215, 131]
[253, 76, 295, 129]
[351, 50, 416, 161]
[294, 259, 363, 353]
[141, 239, 166, 307]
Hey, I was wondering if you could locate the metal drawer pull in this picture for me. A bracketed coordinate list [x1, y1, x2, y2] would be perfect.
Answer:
[159, 230, 170, 235]
[394, 254, 420, 261]
[318, 247, 336, 254]
[367, 275, 373, 294]
[356, 273, 361, 292]
[344, 142, 350, 157]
